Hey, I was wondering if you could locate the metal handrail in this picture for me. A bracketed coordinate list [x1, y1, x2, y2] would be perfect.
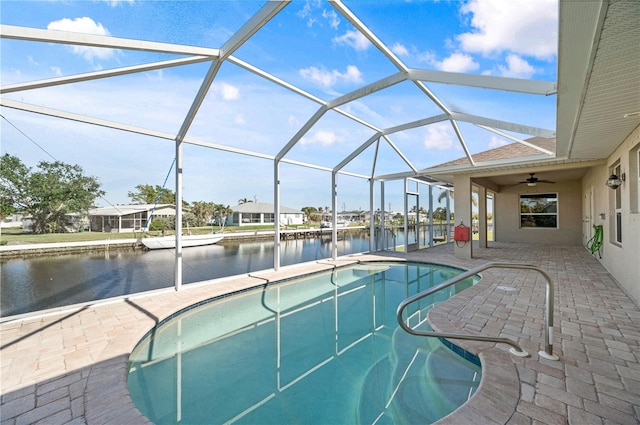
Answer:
[396, 261, 559, 360]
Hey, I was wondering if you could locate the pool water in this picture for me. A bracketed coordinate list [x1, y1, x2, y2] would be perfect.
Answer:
[128, 262, 481, 424]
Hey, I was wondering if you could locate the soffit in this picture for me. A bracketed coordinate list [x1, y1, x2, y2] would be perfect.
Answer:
[557, 0, 640, 160]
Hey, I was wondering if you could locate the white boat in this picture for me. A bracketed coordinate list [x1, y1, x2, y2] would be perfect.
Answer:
[141, 234, 224, 250]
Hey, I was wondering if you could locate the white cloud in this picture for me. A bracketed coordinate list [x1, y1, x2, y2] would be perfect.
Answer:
[322, 9, 340, 29]
[47, 17, 117, 63]
[436, 52, 480, 73]
[391, 43, 409, 57]
[497, 54, 537, 78]
[333, 30, 371, 51]
[288, 115, 302, 128]
[296, 0, 321, 28]
[51, 66, 62, 76]
[423, 123, 456, 150]
[299, 65, 362, 88]
[216, 82, 240, 100]
[416, 50, 437, 66]
[488, 136, 509, 149]
[297, 0, 319, 19]
[102, 0, 134, 6]
[234, 114, 245, 125]
[28, 56, 39, 66]
[457, 0, 557, 60]
[143, 69, 164, 82]
[301, 130, 339, 146]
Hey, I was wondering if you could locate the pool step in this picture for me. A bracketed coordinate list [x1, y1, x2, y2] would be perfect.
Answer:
[356, 327, 479, 424]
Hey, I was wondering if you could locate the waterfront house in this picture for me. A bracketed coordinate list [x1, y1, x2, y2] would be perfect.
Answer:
[19, 213, 89, 233]
[227, 202, 304, 227]
[88, 204, 176, 233]
[0, 213, 23, 229]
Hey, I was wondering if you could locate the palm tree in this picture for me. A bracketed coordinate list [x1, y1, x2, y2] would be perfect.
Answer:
[214, 204, 232, 231]
[238, 197, 252, 204]
[437, 190, 478, 207]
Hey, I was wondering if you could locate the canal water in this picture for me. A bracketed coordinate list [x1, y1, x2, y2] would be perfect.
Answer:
[1, 233, 375, 317]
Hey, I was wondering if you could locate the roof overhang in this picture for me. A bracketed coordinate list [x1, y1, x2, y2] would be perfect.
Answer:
[556, 0, 640, 160]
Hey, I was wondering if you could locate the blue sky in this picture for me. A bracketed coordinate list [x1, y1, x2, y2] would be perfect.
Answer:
[1, 0, 557, 213]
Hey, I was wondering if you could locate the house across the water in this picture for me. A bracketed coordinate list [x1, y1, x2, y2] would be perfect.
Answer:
[88, 204, 176, 233]
[227, 202, 303, 227]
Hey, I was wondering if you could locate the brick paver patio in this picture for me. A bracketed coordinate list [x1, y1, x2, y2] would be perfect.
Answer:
[1, 242, 639, 424]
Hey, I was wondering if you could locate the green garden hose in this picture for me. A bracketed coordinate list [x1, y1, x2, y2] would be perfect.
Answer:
[587, 224, 603, 258]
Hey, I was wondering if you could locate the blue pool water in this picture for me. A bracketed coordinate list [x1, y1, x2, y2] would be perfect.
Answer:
[127, 262, 481, 424]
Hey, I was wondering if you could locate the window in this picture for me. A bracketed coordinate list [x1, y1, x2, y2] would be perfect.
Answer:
[263, 213, 274, 223]
[241, 213, 261, 224]
[520, 193, 558, 228]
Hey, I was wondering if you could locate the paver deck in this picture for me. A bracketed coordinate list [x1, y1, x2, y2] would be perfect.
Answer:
[1, 242, 639, 424]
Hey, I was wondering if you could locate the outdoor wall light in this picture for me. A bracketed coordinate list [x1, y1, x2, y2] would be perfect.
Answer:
[606, 173, 625, 189]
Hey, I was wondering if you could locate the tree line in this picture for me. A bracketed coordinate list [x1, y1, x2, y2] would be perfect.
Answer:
[0, 154, 233, 234]
[1, 154, 458, 234]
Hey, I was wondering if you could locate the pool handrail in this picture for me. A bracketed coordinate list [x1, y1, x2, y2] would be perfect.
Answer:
[396, 261, 559, 360]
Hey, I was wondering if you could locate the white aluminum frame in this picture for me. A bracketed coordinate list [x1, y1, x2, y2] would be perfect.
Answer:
[0, 1, 558, 289]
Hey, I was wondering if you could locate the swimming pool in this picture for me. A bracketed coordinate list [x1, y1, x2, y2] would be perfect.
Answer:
[128, 261, 481, 424]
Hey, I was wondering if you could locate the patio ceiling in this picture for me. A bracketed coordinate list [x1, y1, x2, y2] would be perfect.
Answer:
[0, 0, 637, 194]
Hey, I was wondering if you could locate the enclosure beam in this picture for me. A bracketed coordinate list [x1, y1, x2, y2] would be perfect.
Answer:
[404, 178, 409, 254]
[274, 161, 281, 270]
[0, 56, 212, 94]
[369, 178, 375, 253]
[409, 68, 557, 95]
[450, 112, 556, 138]
[428, 185, 434, 247]
[446, 190, 451, 245]
[175, 139, 184, 291]
[0, 24, 220, 56]
[476, 125, 555, 155]
[331, 172, 338, 260]
[380, 181, 386, 250]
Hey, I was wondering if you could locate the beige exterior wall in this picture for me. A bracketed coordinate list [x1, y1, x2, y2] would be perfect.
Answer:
[494, 180, 583, 245]
[582, 125, 640, 305]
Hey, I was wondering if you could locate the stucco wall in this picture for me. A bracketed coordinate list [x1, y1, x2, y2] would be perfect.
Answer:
[582, 125, 640, 306]
[495, 179, 582, 245]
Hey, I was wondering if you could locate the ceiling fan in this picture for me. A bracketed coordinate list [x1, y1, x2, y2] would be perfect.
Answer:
[518, 173, 555, 187]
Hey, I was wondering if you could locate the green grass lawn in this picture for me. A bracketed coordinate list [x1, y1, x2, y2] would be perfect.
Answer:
[473, 230, 494, 241]
[0, 225, 264, 245]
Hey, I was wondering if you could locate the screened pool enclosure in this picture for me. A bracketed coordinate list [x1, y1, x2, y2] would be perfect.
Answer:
[0, 1, 557, 290]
